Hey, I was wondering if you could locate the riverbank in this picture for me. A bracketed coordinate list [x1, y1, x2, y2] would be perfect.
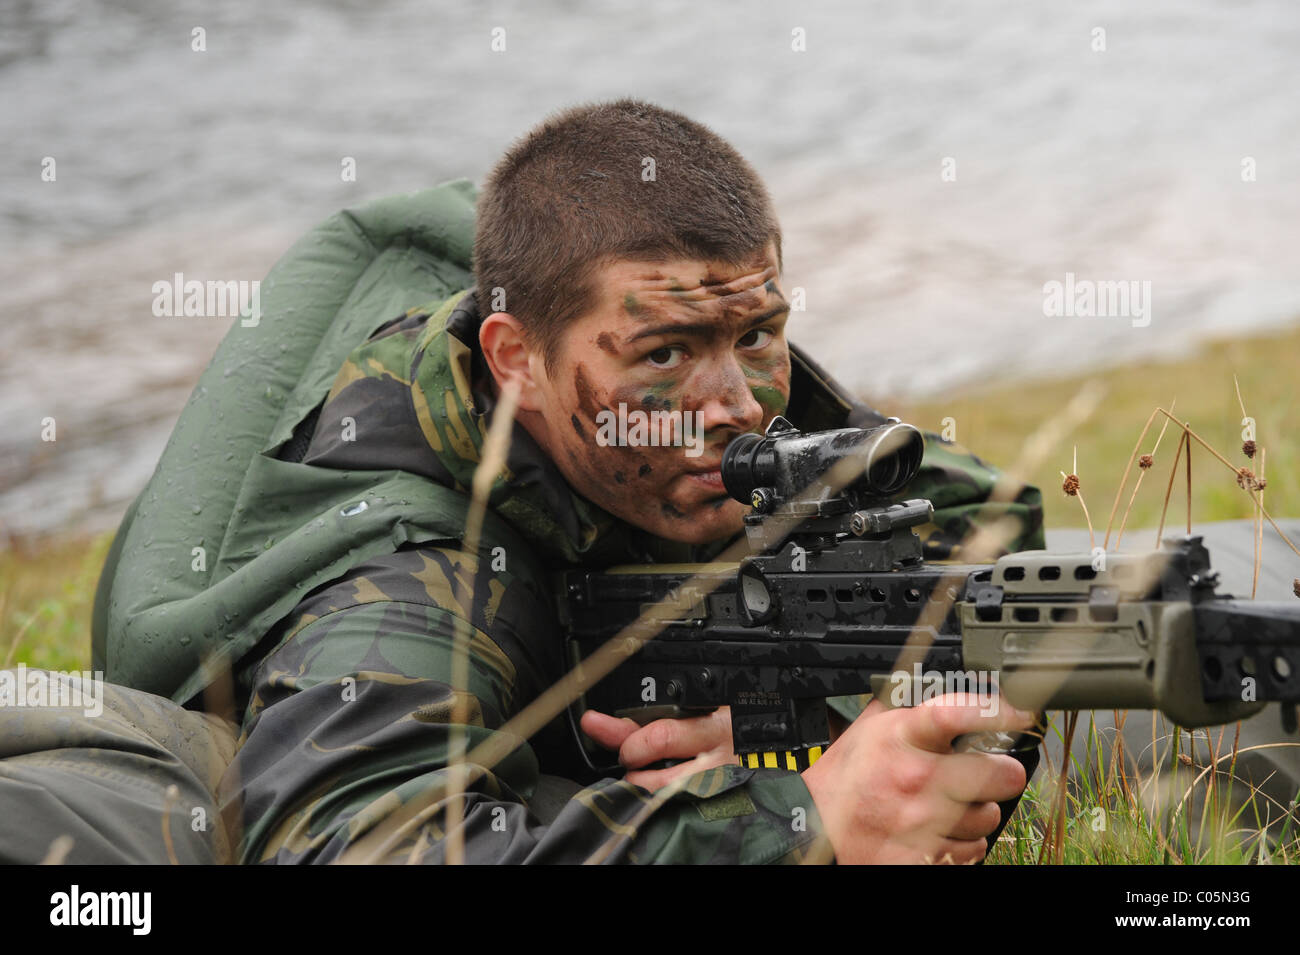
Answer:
[893, 319, 1300, 533]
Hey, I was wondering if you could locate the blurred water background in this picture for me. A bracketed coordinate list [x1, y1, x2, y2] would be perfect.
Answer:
[1, 0, 1298, 536]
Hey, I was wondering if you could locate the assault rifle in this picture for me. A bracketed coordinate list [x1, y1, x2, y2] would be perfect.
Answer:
[558, 417, 1300, 774]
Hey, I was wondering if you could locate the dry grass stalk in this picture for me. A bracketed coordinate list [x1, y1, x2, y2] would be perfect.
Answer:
[1114, 398, 1176, 550]
[1038, 710, 1080, 865]
[161, 784, 180, 865]
[1153, 408, 1300, 558]
[444, 379, 522, 866]
[2, 595, 39, 670]
[1234, 372, 1267, 598]
[40, 835, 74, 865]
[1103, 407, 1161, 550]
[1154, 429, 1188, 549]
[1253, 449, 1265, 599]
[1060, 447, 1096, 551]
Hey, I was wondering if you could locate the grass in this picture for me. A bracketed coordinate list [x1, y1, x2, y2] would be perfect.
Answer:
[887, 322, 1300, 531]
[988, 713, 1300, 865]
[894, 321, 1300, 863]
[0, 532, 109, 672]
[2, 321, 1299, 864]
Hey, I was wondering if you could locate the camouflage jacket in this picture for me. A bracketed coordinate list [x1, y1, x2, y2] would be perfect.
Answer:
[224, 288, 1045, 864]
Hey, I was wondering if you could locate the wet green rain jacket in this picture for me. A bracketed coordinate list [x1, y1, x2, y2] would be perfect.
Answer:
[92, 181, 1044, 863]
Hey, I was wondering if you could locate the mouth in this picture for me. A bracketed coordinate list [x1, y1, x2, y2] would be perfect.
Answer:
[681, 461, 725, 492]
[684, 469, 724, 491]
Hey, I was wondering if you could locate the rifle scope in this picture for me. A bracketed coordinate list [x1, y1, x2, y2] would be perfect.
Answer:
[720, 417, 925, 508]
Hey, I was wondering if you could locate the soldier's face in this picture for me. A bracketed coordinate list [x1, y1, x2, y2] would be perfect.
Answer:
[529, 243, 792, 545]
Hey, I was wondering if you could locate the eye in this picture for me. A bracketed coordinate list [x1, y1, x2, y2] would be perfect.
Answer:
[738, 328, 774, 349]
[646, 345, 687, 369]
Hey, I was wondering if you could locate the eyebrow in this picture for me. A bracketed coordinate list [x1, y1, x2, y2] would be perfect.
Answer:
[623, 305, 791, 345]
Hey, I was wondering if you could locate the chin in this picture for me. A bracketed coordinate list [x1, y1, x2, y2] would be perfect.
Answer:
[652, 499, 746, 546]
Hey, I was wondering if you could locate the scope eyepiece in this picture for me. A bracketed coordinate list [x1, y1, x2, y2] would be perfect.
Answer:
[721, 417, 925, 508]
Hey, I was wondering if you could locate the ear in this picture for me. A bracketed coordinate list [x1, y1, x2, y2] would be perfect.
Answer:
[479, 311, 546, 412]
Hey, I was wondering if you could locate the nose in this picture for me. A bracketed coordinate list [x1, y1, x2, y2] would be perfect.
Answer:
[697, 355, 765, 438]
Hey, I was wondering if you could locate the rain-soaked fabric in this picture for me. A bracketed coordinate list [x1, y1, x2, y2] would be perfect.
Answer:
[92, 181, 481, 704]
[0, 669, 237, 864]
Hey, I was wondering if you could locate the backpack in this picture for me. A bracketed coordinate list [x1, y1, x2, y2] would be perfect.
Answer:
[91, 180, 540, 705]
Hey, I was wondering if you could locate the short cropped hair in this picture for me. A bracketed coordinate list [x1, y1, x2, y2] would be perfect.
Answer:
[473, 97, 783, 371]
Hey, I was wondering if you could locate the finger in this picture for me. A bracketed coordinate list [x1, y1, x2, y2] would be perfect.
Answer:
[625, 750, 739, 793]
[580, 710, 641, 751]
[901, 694, 1037, 754]
[943, 801, 1005, 842]
[618, 710, 733, 768]
[935, 752, 1029, 805]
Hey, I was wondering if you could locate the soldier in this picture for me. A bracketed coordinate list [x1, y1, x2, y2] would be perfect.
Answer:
[1, 98, 1044, 864]
[221, 99, 1043, 864]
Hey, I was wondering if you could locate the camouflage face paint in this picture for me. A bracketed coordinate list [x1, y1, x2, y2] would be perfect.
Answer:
[742, 344, 791, 425]
[572, 363, 607, 423]
[663, 277, 705, 310]
[610, 379, 675, 415]
[542, 252, 788, 545]
[641, 384, 674, 411]
[565, 362, 688, 525]
[749, 385, 788, 418]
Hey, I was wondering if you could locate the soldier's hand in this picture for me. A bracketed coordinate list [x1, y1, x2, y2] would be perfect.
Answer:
[580, 707, 737, 792]
[800, 694, 1035, 864]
